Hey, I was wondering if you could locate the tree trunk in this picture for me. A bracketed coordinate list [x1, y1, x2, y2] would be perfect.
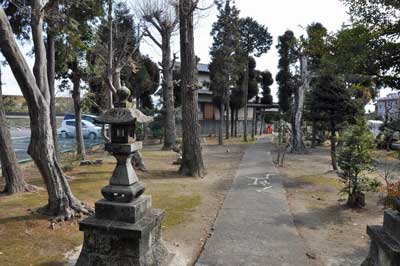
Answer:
[243, 64, 249, 142]
[259, 110, 264, 136]
[311, 119, 317, 148]
[225, 103, 230, 139]
[0, 65, 32, 194]
[290, 55, 309, 153]
[330, 127, 338, 171]
[251, 107, 256, 140]
[235, 108, 238, 137]
[71, 65, 86, 161]
[46, 30, 58, 155]
[0, 4, 91, 218]
[218, 101, 224, 145]
[290, 88, 304, 152]
[106, 0, 114, 109]
[254, 109, 258, 137]
[161, 33, 176, 150]
[179, 0, 205, 177]
[230, 107, 234, 137]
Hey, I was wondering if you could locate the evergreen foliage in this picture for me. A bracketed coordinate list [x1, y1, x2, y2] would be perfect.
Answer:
[342, 0, 400, 89]
[259, 70, 273, 105]
[209, 0, 241, 106]
[338, 121, 375, 208]
[239, 17, 273, 56]
[123, 56, 160, 110]
[276, 30, 297, 115]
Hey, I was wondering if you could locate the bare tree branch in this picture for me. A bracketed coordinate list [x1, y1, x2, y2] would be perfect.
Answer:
[170, 52, 178, 71]
[144, 27, 162, 48]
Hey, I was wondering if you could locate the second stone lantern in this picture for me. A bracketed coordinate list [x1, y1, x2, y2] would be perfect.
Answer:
[75, 85, 167, 266]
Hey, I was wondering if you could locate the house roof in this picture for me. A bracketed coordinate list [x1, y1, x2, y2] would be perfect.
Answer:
[377, 92, 400, 102]
[197, 63, 209, 73]
[174, 62, 209, 73]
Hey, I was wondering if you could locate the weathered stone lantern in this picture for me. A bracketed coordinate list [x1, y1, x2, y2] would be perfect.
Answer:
[362, 198, 400, 266]
[75, 85, 166, 266]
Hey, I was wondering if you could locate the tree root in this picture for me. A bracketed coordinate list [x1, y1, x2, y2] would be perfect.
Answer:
[1, 183, 39, 195]
[38, 200, 94, 223]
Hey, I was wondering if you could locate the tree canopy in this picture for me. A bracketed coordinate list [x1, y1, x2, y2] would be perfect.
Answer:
[276, 30, 297, 115]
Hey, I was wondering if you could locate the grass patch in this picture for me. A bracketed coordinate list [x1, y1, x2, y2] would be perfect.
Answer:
[0, 149, 202, 266]
[152, 192, 201, 229]
[371, 149, 399, 161]
[295, 175, 343, 190]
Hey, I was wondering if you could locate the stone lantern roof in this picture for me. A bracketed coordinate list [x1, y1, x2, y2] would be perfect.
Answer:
[95, 108, 153, 125]
[95, 83, 154, 125]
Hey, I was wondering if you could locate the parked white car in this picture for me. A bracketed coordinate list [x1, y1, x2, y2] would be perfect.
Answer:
[58, 119, 102, 140]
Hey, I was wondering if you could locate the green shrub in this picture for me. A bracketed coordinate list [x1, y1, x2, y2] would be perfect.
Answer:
[338, 121, 375, 208]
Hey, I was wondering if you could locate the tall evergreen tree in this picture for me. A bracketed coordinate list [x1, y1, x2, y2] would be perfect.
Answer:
[276, 30, 297, 117]
[259, 70, 273, 105]
[0, 2, 92, 219]
[247, 57, 259, 100]
[123, 56, 160, 110]
[311, 73, 362, 170]
[342, 0, 400, 89]
[89, 2, 141, 110]
[179, 0, 205, 177]
[303, 23, 329, 148]
[56, 0, 104, 160]
[0, 63, 33, 194]
[209, 0, 241, 145]
[238, 17, 272, 141]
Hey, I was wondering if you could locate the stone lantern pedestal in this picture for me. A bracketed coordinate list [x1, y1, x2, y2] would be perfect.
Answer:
[362, 200, 400, 266]
[75, 85, 167, 266]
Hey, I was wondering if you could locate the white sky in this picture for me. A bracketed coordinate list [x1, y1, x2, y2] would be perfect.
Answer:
[2, 0, 390, 107]
[141, 0, 352, 101]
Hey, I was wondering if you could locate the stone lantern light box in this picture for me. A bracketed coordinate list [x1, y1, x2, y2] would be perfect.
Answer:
[74, 85, 166, 266]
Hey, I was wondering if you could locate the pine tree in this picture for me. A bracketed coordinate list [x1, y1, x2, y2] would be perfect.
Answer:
[0, 2, 92, 219]
[303, 23, 329, 148]
[56, 0, 104, 161]
[342, 0, 400, 89]
[259, 70, 273, 105]
[276, 30, 297, 117]
[179, 0, 205, 177]
[311, 73, 362, 170]
[238, 17, 272, 141]
[209, 0, 241, 145]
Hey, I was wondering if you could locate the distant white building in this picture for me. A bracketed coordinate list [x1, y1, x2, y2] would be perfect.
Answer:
[375, 92, 400, 120]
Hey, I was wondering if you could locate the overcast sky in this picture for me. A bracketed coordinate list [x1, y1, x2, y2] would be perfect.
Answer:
[3, 0, 354, 101]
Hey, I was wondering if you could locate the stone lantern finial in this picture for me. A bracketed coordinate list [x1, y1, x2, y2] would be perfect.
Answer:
[115, 82, 131, 108]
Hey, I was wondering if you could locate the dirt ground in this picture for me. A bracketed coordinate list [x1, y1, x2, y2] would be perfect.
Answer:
[143, 138, 249, 265]
[0, 137, 249, 266]
[272, 142, 395, 266]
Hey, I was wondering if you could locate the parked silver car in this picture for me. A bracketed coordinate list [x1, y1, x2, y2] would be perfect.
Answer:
[58, 119, 102, 140]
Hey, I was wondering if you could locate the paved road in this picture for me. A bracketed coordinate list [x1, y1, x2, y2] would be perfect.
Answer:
[1, 130, 103, 165]
[195, 137, 308, 266]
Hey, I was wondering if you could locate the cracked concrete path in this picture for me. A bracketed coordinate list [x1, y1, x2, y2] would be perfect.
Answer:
[195, 137, 308, 266]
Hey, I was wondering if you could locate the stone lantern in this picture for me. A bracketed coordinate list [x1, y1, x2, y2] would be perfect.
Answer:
[362, 199, 400, 265]
[75, 85, 166, 266]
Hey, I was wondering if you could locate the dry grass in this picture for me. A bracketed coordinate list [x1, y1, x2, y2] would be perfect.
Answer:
[274, 144, 386, 266]
[0, 138, 248, 266]
[0, 149, 198, 266]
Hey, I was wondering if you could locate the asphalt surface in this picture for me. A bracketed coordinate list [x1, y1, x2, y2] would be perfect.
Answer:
[195, 137, 308, 266]
[2, 128, 103, 165]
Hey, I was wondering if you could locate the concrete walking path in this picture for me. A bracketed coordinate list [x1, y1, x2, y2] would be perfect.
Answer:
[195, 137, 308, 266]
